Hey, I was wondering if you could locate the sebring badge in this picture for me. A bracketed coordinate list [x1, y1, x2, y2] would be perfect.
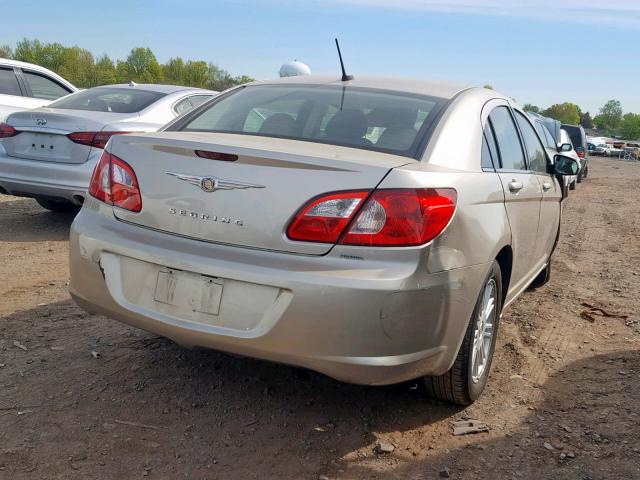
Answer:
[165, 172, 265, 193]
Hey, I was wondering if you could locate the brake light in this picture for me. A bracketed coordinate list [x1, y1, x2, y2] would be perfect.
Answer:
[0, 123, 18, 138]
[88, 151, 142, 212]
[195, 150, 238, 162]
[287, 191, 369, 243]
[286, 188, 457, 247]
[68, 131, 134, 149]
[576, 150, 585, 158]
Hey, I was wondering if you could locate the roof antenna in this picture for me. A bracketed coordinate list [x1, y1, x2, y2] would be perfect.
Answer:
[335, 38, 353, 82]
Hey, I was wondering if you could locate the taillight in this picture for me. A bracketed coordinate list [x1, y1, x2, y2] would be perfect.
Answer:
[286, 188, 457, 247]
[576, 150, 585, 158]
[68, 131, 134, 149]
[0, 123, 18, 138]
[286, 191, 369, 243]
[88, 151, 142, 212]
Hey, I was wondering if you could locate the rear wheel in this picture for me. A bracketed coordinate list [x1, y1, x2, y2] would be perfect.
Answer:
[424, 261, 502, 405]
[569, 180, 576, 190]
[35, 197, 80, 214]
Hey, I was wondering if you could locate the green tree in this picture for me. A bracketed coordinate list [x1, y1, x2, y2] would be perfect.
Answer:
[90, 54, 117, 87]
[5, 38, 254, 93]
[580, 112, 594, 129]
[483, 84, 493, 90]
[162, 57, 185, 85]
[523, 104, 541, 114]
[124, 47, 162, 83]
[183, 60, 209, 88]
[0, 45, 13, 59]
[57, 46, 95, 87]
[620, 113, 640, 140]
[542, 103, 581, 125]
[234, 75, 254, 85]
[595, 100, 623, 131]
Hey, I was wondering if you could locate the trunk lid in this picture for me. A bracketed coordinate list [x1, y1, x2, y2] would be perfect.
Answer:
[109, 132, 411, 255]
[4, 108, 134, 164]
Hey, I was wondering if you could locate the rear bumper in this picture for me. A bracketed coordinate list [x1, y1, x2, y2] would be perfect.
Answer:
[0, 145, 98, 204]
[69, 205, 490, 386]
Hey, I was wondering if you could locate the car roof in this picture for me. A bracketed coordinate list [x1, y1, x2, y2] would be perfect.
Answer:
[0, 57, 78, 91]
[249, 75, 470, 99]
[91, 83, 216, 95]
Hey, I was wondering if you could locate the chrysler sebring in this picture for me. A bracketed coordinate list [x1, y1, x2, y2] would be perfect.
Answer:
[68, 76, 578, 404]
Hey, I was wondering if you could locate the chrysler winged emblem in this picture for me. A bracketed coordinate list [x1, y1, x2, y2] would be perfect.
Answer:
[165, 172, 265, 193]
[35, 118, 47, 126]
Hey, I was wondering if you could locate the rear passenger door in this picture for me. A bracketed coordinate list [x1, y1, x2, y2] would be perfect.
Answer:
[514, 110, 562, 267]
[487, 106, 542, 294]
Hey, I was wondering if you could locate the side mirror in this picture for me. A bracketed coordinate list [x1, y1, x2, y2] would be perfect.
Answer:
[560, 143, 572, 152]
[553, 154, 579, 175]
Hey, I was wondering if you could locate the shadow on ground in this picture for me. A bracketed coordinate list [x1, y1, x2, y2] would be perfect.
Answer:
[0, 197, 75, 242]
[0, 300, 460, 479]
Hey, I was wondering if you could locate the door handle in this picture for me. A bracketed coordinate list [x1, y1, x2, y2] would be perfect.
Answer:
[542, 182, 552, 191]
[508, 180, 524, 193]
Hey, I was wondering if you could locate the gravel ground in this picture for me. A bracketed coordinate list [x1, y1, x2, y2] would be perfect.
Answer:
[1, 157, 639, 479]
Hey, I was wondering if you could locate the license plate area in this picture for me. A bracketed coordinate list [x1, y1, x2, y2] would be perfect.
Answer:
[154, 269, 223, 316]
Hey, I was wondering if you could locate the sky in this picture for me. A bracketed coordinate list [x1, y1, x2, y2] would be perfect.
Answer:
[3, 0, 639, 113]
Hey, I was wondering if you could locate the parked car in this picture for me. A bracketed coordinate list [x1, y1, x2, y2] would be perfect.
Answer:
[559, 128, 582, 190]
[601, 144, 622, 157]
[0, 58, 77, 121]
[561, 123, 589, 181]
[591, 144, 607, 156]
[68, 76, 579, 405]
[0, 83, 217, 212]
[528, 113, 572, 197]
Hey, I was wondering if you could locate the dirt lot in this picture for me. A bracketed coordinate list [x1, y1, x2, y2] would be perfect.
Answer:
[1, 157, 639, 480]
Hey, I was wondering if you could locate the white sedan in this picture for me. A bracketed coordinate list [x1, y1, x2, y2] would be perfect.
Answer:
[0, 58, 78, 121]
[0, 83, 217, 212]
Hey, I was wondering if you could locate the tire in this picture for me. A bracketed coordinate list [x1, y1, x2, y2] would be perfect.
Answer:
[424, 261, 502, 405]
[577, 171, 582, 183]
[569, 180, 576, 191]
[528, 262, 551, 289]
[583, 165, 589, 178]
[35, 197, 81, 214]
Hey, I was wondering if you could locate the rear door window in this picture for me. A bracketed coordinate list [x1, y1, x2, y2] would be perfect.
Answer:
[482, 124, 499, 169]
[23, 71, 71, 100]
[489, 106, 526, 170]
[515, 111, 548, 173]
[0, 67, 22, 96]
[173, 97, 193, 115]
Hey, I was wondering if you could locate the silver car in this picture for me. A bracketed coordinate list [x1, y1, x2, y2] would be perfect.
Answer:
[68, 76, 578, 404]
[0, 83, 217, 212]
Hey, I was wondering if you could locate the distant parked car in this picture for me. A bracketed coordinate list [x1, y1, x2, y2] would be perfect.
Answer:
[561, 124, 589, 181]
[601, 144, 622, 157]
[0, 83, 217, 212]
[560, 128, 582, 190]
[528, 113, 571, 197]
[0, 58, 77, 121]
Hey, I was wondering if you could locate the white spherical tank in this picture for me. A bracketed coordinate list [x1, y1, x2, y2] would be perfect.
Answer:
[279, 61, 311, 78]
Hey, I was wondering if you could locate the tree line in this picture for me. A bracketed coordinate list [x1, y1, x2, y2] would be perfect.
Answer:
[522, 100, 640, 141]
[0, 39, 254, 92]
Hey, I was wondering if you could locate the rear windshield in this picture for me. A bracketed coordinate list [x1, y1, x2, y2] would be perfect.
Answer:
[48, 87, 166, 113]
[172, 84, 447, 158]
[562, 125, 584, 149]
